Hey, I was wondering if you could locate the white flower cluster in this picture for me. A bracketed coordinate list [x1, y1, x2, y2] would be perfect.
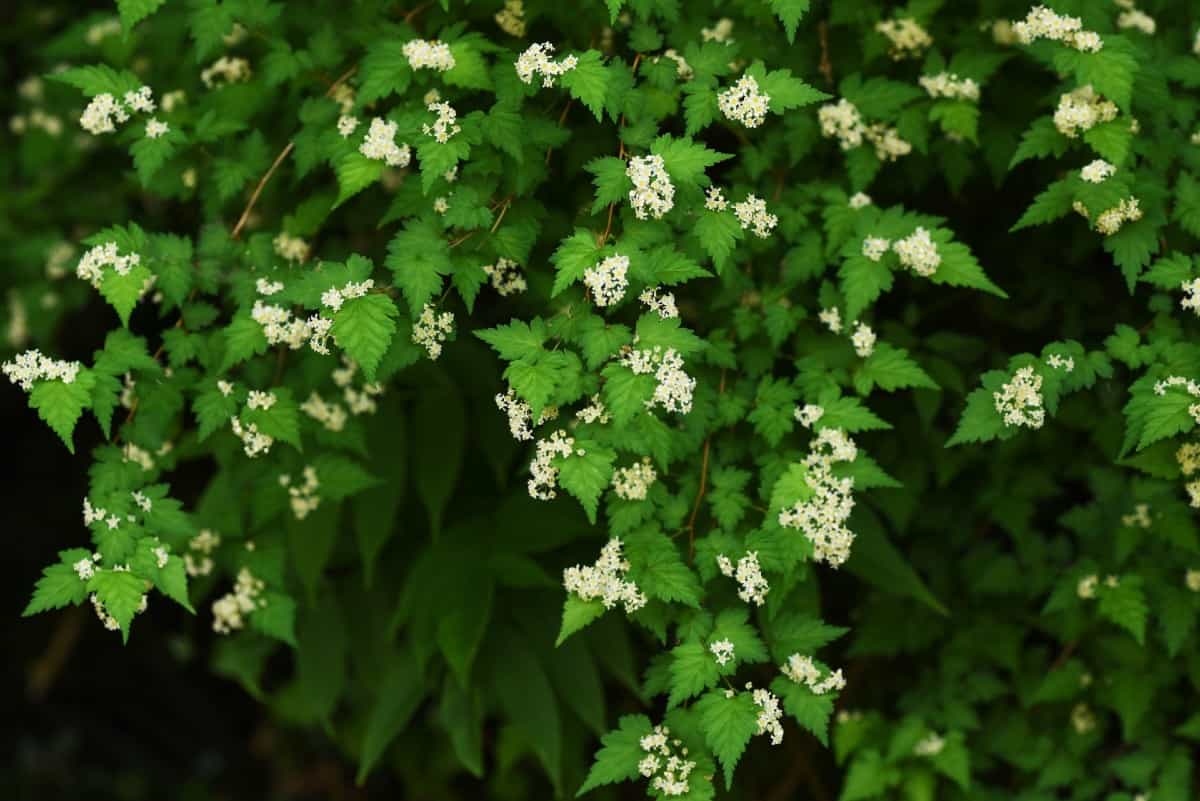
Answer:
[637, 725, 696, 797]
[819, 307, 842, 333]
[862, 236, 891, 262]
[185, 529, 220, 577]
[794, 404, 824, 429]
[403, 39, 456, 71]
[230, 417, 273, 458]
[1121, 503, 1152, 529]
[994, 366, 1045, 429]
[483, 258, 527, 296]
[612, 458, 657, 501]
[626, 155, 675, 220]
[851, 321, 876, 358]
[919, 72, 981, 102]
[212, 567, 265, 634]
[201, 56, 252, 88]
[709, 639, 735, 666]
[74, 555, 97, 581]
[562, 537, 647, 613]
[301, 391, 349, 432]
[515, 42, 578, 87]
[914, 733, 946, 756]
[704, 186, 728, 212]
[1053, 85, 1117, 138]
[1046, 353, 1074, 372]
[79, 85, 156, 135]
[412, 303, 455, 360]
[320, 278, 374, 312]
[733, 194, 778, 238]
[337, 114, 359, 138]
[1181, 278, 1200, 316]
[639, 286, 678, 319]
[717, 551, 769, 606]
[875, 17, 933, 60]
[251, 300, 329, 353]
[893, 226, 941, 277]
[1071, 703, 1096, 734]
[423, 101, 461, 143]
[702, 18, 734, 43]
[620, 346, 696, 414]
[145, 118, 169, 139]
[433, 196, 450, 215]
[273, 232, 310, 263]
[83, 496, 120, 530]
[848, 192, 872, 209]
[256, 277, 284, 296]
[717, 75, 771, 128]
[76, 241, 141, 288]
[528, 430, 576, 499]
[751, 686, 785, 745]
[494, 387, 556, 441]
[359, 118, 412, 167]
[576, 395, 610, 425]
[584, 254, 630, 306]
[1117, 9, 1155, 35]
[494, 0, 525, 36]
[817, 99, 912, 161]
[658, 49, 693, 80]
[781, 653, 846, 695]
[131, 490, 153, 514]
[11, 109, 65, 138]
[1080, 159, 1116, 184]
[281, 466, 320, 520]
[2, 349, 81, 391]
[1094, 196, 1142, 236]
[333, 357, 385, 415]
[1186, 569, 1200, 592]
[778, 428, 859, 567]
[247, 390, 276, 411]
[1012, 5, 1103, 52]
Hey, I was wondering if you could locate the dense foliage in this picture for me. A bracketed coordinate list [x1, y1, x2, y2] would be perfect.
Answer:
[6, 0, 1200, 798]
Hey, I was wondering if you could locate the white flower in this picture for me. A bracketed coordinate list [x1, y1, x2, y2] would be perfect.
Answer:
[562, 538, 647, 612]
[1046, 353, 1074, 372]
[819, 307, 842, 333]
[75, 241, 141, 287]
[144, 118, 169, 139]
[247, 390, 276, 411]
[794, 404, 824, 428]
[528, 430, 576, 499]
[1181, 278, 1200, 316]
[875, 17, 933, 59]
[483, 258, 527, 296]
[778, 428, 859, 566]
[1121, 503, 1152, 529]
[283, 465, 321, 519]
[1077, 574, 1098, 599]
[850, 321, 876, 358]
[212, 568, 265, 634]
[733, 194, 778, 238]
[1186, 569, 1200, 592]
[337, 114, 359, 138]
[1080, 159, 1115, 183]
[718, 551, 769, 605]
[301, 391, 348, 432]
[710, 639, 735, 666]
[359, 117, 412, 167]
[494, 387, 556, 441]
[1012, 6, 1103, 52]
[704, 186, 728, 211]
[584, 254, 630, 307]
[659, 49, 693, 80]
[1094, 196, 1142, 236]
[256, 278, 284, 296]
[273, 232, 310, 263]
[620, 346, 696, 414]
[626, 155, 675, 220]
[818, 100, 864, 150]
[1053, 85, 1118, 138]
[422, 101, 461, 143]
[1, 349, 82, 391]
[201, 56, 252, 88]
[73, 558, 95, 581]
[433, 196, 450, 215]
[848, 192, 872, 209]
[612, 458, 657, 501]
[893, 227, 941, 277]
[638, 724, 696, 797]
[914, 733, 945, 756]
[718, 75, 771, 128]
[862, 236, 891, 262]
[781, 653, 847, 695]
[131, 491, 153, 513]
[515, 42, 578, 87]
[79, 93, 128, 134]
[1071, 703, 1096, 734]
[412, 303, 455, 360]
[702, 18, 734, 42]
[919, 72, 980, 102]
[751, 687, 785, 745]
[639, 285, 678, 319]
[403, 39, 456, 71]
[495, 0, 526, 36]
[994, 366, 1045, 429]
[230, 417, 273, 457]
[1117, 9, 1155, 35]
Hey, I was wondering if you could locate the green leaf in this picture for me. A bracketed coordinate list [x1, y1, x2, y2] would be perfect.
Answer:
[694, 211, 742, 272]
[1009, 117, 1068, 168]
[357, 41, 412, 104]
[99, 262, 153, 327]
[625, 529, 702, 607]
[557, 595, 606, 646]
[194, 386, 239, 441]
[841, 253, 895, 319]
[557, 443, 616, 524]
[853, 343, 937, 395]
[386, 219, 451, 316]
[841, 750, 890, 801]
[773, 676, 835, 745]
[411, 374, 465, 536]
[749, 376, 799, 446]
[242, 388, 302, 449]
[1097, 577, 1148, 644]
[29, 372, 95, 453]
[23, 550, 92, 616]
[668, 640, 721, 707]
[52, 64, 143, 97]
[577, 714, 653, 796]
[769, 0, 811, 42]
[89, 569, 147, 641]
[220, 315, 269, 372]
[695, 689, 758, 789]
[356, 656, 424, 784]
[651, 134, 731, 189]
[477, 317, 548, 361]
[445, 38, 492, 90]
[560, 51, 610, 120]
[131, 126, 185, 184]
[584, 158, 630, 216]
[333, 151, 385, 209]
[1011, 178, 1073, 232]
[758, 66, 830, 112]
[332, 294, 398, 381]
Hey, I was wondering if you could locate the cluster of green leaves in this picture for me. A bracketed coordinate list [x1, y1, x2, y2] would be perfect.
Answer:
[3, 0, 1200, 799]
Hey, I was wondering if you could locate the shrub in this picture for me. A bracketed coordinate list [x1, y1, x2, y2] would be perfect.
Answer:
[5, 0, 1200, 798]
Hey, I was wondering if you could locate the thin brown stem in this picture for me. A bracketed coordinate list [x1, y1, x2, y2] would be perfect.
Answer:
[817, 20, 834, 87]
[687, 370, 727, 561]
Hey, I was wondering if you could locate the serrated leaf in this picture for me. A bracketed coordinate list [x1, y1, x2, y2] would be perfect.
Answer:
[577, 714, 652, 795]
[695, 689, 758, 789]
[556, 443, 616, 524]
[560, 51, 610, 120]
[332, 294, 398, 380]
[30, 372, 95, 453]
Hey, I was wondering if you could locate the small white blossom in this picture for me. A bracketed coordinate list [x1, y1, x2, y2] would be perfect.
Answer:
[848, 192, 872, 209]
[422, 101, 461, 143]
[359, 117, 412, 167]
[144, 118, 169, 139]
[1094, 196, 1142, 236]
[875, 17, 933, 59]
[212, 568, 265, 634]
[704, 186, 728, 212]
[1180, 278, 1200, 316]
[733, 194, 778, 238]
[751, 687, 785, 745]
[1071, 703, 1096, 734]
[201, 56, 252, 88]
[403, 39, 456, 71]
[1053, 85, 1118, 138]
[337, 114, 359, 138]
[626, 155, 675, 220]
[283, 465, 321, 519]
[612, 458, 657, 501]
[2, 349, 82, 391]
[73, 558, 96, 581]
[483, 258, 527, 296]
[230, 417, 273, 458]
[779, 428, 859, 566]
[1186, 569, 1200, 592]
[819, 307, 842, 334]
[914, 733, 946, 756]
[1117, 9, 1155, 35]
[273, 232, 310, 263]
[301, 392, 348, 432]
[75, 241, 142, 288]
[709, 639, 735, 666]
[850, 321, 876, 358]
[433, 196, 450, 215]
[794, 404, 824, 428]
[638, 724, 695, 797]
[1012, 6, 1103, 52]
[494, 0, 526, 36]
[1121, 503, 1152, 529]
[620, 346, 696, 414]
[584, 254, 630, 307]
[1046, 353, 1075, 372]
[919, 72, 980, 102]
[718, 75, 771, 128]
[892, 227, 941, 277]
[862, 236, 891, 262]
[994, 366, 1045, 429]
[563, 538, 647, 612]
[515, 42, 578, 87]
[412, 303, 455, 360]
[639, 286, 678, 319]
[718, 551, 769, 606]
[1080, 159, 1116, 183]
[247, 390, 276, 411]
